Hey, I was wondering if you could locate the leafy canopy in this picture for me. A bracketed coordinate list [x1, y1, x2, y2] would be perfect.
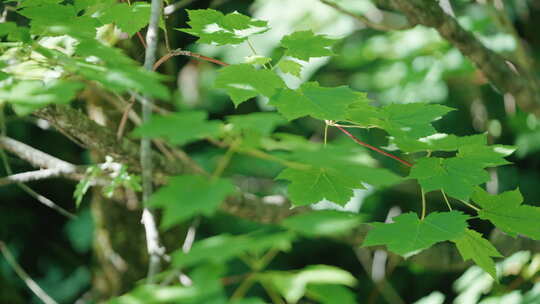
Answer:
[0, 3, 531, 288]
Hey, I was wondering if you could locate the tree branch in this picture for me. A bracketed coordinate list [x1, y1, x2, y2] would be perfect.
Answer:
[0, 168, 82, 186]
[320, 0, 410, 31]
[0, 137, 76, 171]
[379, 0, 540, 114]
[141, 0, 165, 284]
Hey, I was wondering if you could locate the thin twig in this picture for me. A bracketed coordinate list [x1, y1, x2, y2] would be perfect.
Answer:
[420, 187, 426, 220]
[0, 241, 58, 304]
[441, 190, 452, 211]
[211, 142, 237, 180]
[141, 0, 165, 284]
[153, 49, 229, 71]
[334, 125, 413, 167]
[116, 97, 135, 140]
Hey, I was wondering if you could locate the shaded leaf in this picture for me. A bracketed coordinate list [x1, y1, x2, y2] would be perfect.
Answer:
[132, 111, 223, 146]
[147, 175, 235, 230]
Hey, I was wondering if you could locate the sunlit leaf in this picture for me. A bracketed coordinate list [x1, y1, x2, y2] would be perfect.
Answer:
[270, 82, 363, 121]
[215, 64, 285, 106]
[280, 30, 337, 61]
[178, 9, 269, 45]
[263, 265, 356, 304]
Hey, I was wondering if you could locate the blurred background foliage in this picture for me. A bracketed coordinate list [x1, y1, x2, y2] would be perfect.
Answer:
[1, 0, 540, 303]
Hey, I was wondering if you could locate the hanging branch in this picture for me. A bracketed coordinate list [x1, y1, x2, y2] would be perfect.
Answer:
[141, 0, 165, 284]
[319, 0, 410, 31]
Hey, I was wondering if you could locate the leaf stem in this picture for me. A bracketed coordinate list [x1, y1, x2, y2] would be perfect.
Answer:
[211, 141, 238, 180]
[441, 190, 452, 211]
[334, 125, 413, 167]
[459, 199, 481, 212]
[246, 38, 272, 69]
[230, 273, 257, 300]
[239, 148, 310, 170]
[324, 123, 329, 146]
[260, 279, 286, 304]
[420, 187, 426, 220]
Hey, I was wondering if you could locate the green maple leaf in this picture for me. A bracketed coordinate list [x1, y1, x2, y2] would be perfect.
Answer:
[363, 211, 469, 255]
[277, 146, 402, 206]
[0, 22, 31, 42]
[97, 2, 151, 36]
[278, 167, 363, 206]
[472, 187, 540, 240]
[178, 9, 269, 45]
[382, 103, 454, 139]
[18, 3, 99, 38]
[348, 102, 454, 149]
[452, 229, 502, 280]
[132, 111, 223, 145]
[390, 133, 485, 153]
[0, 80, 84, 115]
[457, 143, 515, 167]
[270, 82, 362, 121]
[215, 64, 285, 106]
[278, 59, 303, 77]
[280, 30, 337, 61]
[74, 40, 170, 100]
[409, 157, 490, 201]
[148, 175, 235, 230]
